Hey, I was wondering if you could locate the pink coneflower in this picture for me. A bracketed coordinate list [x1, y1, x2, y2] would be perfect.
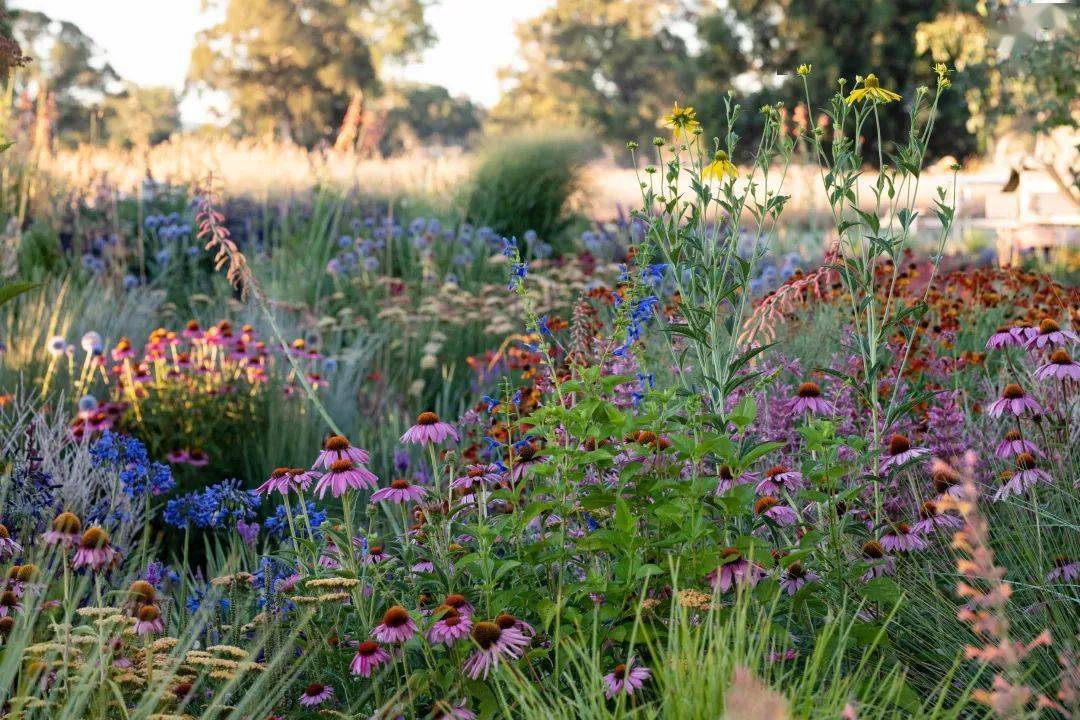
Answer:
[427, 607, 473, 645]
[912, 500, 962, 535]
[313, 434, 371, 469]
[181, 320, 203, 340]
[350, 640, 391, 677]
[256, 467, 294, 495]
[299, 683, 334, 708]
[603, 660, 651, 699]
[42, 512, 82, 550]
[994, 454, 1053, 501]
[880, 434, 930, 472]
[0, 525, 21, 561]
[860, 541, 896, 581]
[789, 381, 833, 415]
[1046, 556, 1080, 583]
[134, 604, 164, 636]
[1036, 348, 1080, 381]
[987, 383, 1043, 417]
[509, 443, 545, 482]
[166, 449, 189, 464]
[371, 478, 428, 504]
[371, 605, 418, 644]
[442, 593, 475, 617]
[754, 496, 797, 526]
[361, 543, 389, 565]
[985, 326, 1025, 349]
[706, 547, 763, 592]
[452, 464, 502, 490]
[1026, 318, 1078, 350]
[431, 700, 477, 720]
[186, 449, 210, 467]
[0, 590, 22, 617]
[930, 460, 965, 497]
[318, 541, 342, 569]
[879, 523, 926, 553]
[111, 338, 135, 361]
[994, 429, 1043, 459]
[756, 466, 803, 495]
[401, 411, 459, 445]
[411, 560, 434, 574]
[72, 527, 120, 572]
[288, 467, 319, 490]
[713, 464, 756, 495]
[779, 562, 819, 595]
[314, 459, 378, 498]
[462, 620, 527, 680]
[495, 612, 535, 638]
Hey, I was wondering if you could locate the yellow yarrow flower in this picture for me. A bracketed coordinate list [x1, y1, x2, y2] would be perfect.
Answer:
[702, 150, 738, 181]
[933, 63, 952, 88]
[796, 63, 812, 77]
[663, 102, 700, 140]
[846, 74, 901, 105]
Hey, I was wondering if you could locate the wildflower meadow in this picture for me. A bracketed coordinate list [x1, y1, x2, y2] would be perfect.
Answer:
[0, 3, 1078, 719]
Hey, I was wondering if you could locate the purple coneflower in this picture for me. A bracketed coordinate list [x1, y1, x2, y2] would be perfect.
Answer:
[427, 607, 473, 645]
[985, 326, 1025, 349]
[313, 434, 370, 468]
[707, 547, 762, 592]
[462, 620, 527, 680]
[756, 465, 803, 495]
[1035, 348, 1080, 381]
[509, 443, 545, 482]
[401, 411, 459, 445]
[256, 467, 294, 495]
[314, 459, 378, 498]
[442, 593, 475, 618]
[1026, 318, 1078, 350]
[603, 660, 651, 699]
[318, 540, 342, 569]
[350, 640, 390, 677]
[879, 523, 926, 553]
[371, 478, 428, 504]
[42, 512, 82, 550]
[371, 605, 418, 644]
[1046, 556, 1080, 583]
[994, 429, 1043, 459]
[166, 449, 189, 464]
[452, 463, 502, 490]
[779, 562, 819, 595]
[134, 604, 164, 635]
[431, 700, 477, 720]
[299, 683, 334, 708]
[930, 460, 964, 497]
[754, 496, 797, 526]
[912, 500, 962, 535]
[0, 590, 22, 617]
[987, 383, 1043, 417]
[72, 527, 120, 571]
[361, 543, 389, 565]
[411, 560, 434, 574]
[789, 381, 832, 415]
[879, 434, 930, 472]
[860, 541, 896, 581]
[496, 612, 535, 638]
[0, 525, 21, 560]
[994, 453, 1052, 501]
[186, 449, 209, 467]
[714, 464, 756, 495]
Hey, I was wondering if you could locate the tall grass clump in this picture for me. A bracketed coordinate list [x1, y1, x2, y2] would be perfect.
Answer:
[465, 130, 592, 253]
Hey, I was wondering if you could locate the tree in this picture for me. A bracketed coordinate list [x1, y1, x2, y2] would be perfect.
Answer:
[377, 83, 482, 155]
[102, 84, 181, 149]
[188, 0, 434, 146]
[488, 0, 697, 147]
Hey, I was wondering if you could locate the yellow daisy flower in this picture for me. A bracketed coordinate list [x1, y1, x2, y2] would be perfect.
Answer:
[662, 102, 700, 140]
[846, 74, 901, 105]
[702, 150, 738, 181]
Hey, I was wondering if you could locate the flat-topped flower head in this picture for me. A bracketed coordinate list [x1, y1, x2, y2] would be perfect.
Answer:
[987, 383, 1043, 417]
[846, 73, 901, 104]
[1036, 348, 1080, 381]
[880, 433, 929, 472]
[72, 527, 120, 572]
[1026, 318, 1078, 350]
[313, 434, 370, 469]
[462, 619, 528, 679]
[401, 411, 459, 445]
[314, 458, 377, 498]
[789, 381, 832, 415]
[371, 605, 417, 644]
[299, 683, 334, 708]
[350, 640, 390, 677]
[756, 466, 803, 495]
[603, 660, 652, 698]
[372, 478, 428, 505]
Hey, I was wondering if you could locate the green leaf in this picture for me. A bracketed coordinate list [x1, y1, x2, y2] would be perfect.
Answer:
[0, 281, 40, 307]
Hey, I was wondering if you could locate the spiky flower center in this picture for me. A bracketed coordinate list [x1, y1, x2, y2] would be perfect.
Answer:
[325, 435, 350, 451]
[495, 613, 517, 630]
[864, 74, 881, 89]
[271, 467, 290, 478]
[1015, 453, 1037, 470]
[382, 606, 410, 628]
[797, 381, 821, 398]
[754, 496, 778, 514]
[717, 464, 734, 480]
[920, 501, 937, 520]
[1039, 318, 1060, 334]
[471, 621, 501, 649]
[1004, 429, 1022, 442]
[0, 525, 9, 540]
[417, 411, 439, 425]
[329, 459, 354, 473]
[81, 527, 109, 548]
[1002, 383, 1024, 399]
[613, 663, 627, 679]
[129, 581, 156, 603]
[888, 434, 911, 455]
[1050, 349, 1072, 364]
[444, 594, 467, 609]
[137, 604, 160, 622]
[390, 479, 410, 490]
[765, 465, 788, 479]
[369, 545, 384, 555]
[862, 541, 885, 559]
[304, 684, 326, 697]
[786, 562, 806, 578]
[357, 640, 380, 656]
[53, 511, 82, 533]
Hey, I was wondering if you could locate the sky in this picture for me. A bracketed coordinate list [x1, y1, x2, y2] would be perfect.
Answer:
[13, 0, 553, 124]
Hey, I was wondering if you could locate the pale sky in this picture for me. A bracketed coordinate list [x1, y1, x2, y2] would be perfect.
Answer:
[12, 0, 553, 124]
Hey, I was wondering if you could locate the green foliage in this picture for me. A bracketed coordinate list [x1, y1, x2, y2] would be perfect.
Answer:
[378, 83, 483, 155]
[101, 83, 180, 148]
[465, 130, 590, 252]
